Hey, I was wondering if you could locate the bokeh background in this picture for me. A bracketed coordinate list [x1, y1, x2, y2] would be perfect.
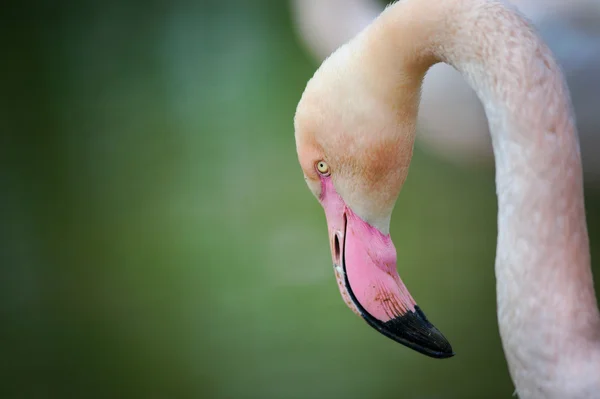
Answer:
[2, 1, 599, 398]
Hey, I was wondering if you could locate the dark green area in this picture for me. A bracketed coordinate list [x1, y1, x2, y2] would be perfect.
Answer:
[2, 1, 599, 398]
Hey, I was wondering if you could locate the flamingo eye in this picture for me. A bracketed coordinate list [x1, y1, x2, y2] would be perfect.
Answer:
[316, 161, 330, 176]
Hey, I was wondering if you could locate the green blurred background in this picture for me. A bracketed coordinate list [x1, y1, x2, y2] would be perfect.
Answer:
[2, 1, 599, 398]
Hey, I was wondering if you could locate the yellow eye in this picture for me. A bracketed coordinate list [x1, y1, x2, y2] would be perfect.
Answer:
[316, 161, 330, 175]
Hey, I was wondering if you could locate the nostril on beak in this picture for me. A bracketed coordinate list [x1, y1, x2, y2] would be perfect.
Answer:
[334, 233, 341, 264]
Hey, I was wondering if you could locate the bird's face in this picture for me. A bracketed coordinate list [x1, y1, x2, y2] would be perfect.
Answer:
[293, 44, 453, 358]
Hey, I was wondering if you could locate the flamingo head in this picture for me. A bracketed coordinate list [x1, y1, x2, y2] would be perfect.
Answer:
[294, 39, 454, 358]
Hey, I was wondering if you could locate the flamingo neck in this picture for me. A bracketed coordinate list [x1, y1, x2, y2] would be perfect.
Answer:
[361, 0, 600, 396]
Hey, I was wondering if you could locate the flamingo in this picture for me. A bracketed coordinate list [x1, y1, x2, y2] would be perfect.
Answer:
[293, 0, 600, 397]
[291, 0, 600, 182]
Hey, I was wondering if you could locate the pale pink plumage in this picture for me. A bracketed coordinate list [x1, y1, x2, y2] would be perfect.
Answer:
[294, 0, 600, 397]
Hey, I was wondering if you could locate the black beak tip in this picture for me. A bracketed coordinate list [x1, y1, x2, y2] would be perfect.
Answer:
[361, 305, 455, 359]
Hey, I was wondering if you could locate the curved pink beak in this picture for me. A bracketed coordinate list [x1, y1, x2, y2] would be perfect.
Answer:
[320, 178, 453, 359]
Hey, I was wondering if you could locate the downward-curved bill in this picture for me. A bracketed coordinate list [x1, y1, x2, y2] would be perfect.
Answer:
[321, 180, 453, 358]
